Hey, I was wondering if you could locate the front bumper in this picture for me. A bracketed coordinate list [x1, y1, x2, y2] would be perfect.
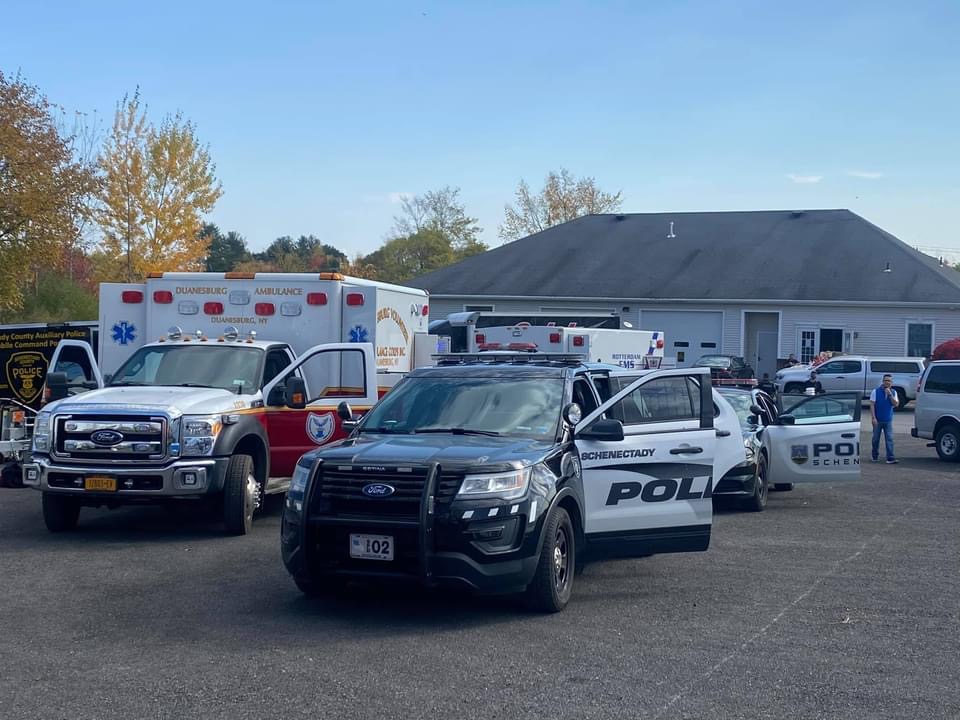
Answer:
[22, 455, 231, 499]
[714, 461, 756, 496]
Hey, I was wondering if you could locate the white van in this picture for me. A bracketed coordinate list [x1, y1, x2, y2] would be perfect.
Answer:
[912, 360, 960, 461]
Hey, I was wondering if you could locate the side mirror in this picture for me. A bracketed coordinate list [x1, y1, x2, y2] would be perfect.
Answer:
[577, 418, 625, 442]
[46, 372, 69, 401]
[337, 401, 353, 420]
[750, 404, 764, 416]
[562, 402, 582, 427]
[285, 377, 307, 410]
[779, 414, 796, 425]
[103, 373, 113, 385]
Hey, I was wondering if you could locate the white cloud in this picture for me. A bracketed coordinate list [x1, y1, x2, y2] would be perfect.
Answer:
[786, 174, 823, 184]
[846, 170, 884, 179]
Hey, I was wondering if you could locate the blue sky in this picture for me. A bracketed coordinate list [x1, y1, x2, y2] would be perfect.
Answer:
[5, 1, 959, 257]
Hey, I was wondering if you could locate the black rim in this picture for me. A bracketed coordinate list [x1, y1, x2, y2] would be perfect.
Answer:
[553, 525, 570, 594]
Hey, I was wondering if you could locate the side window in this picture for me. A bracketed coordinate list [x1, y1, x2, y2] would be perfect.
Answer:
[53, 346, 94, 386]
[572, 378, 599, 417]
[262, 348, 292, 388]
[841, 360, 862, 373]
[816, 362, 844, 375]
[924, 366, 960, 394]
[610, 376, 700, 425]
[295, 348, 368, 402]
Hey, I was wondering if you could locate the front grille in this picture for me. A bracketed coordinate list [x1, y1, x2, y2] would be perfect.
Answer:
[53, 414, 167, 463]
[313, 465, 462, 520]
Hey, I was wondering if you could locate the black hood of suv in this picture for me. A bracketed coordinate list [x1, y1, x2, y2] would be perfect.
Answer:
[303, 433, 558, 472]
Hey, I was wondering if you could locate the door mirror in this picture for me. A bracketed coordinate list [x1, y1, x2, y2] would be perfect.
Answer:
[750, 404, 764, 416]
[285, 377, 307, 409]
[103, 373, 113, 385]
[577, 418, 625, 442]
[46, 372, 69, 402]
[562, 402, 582, 427]
[778, 414, 796, 425]
[337, 401, 353, 420]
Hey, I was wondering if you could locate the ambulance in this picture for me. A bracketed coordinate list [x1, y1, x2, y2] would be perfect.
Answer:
[23, 272, 434, 535]
[472, 323, 666, 369]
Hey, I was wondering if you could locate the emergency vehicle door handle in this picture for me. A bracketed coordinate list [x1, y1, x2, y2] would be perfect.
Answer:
[841, 433, 856, 438]
[716, 429, 731, 437]
[670, 446, 703, 455]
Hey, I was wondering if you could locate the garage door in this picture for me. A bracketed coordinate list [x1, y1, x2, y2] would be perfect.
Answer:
[640, 311, 724, 368]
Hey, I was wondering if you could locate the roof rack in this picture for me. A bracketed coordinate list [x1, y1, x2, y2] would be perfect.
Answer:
[432, 352, 586, 368]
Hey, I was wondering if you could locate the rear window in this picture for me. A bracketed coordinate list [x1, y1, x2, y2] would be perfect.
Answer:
[924, 365, 960, 394]
[870, 361, 923, 374]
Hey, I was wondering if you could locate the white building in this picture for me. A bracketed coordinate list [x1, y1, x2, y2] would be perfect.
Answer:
[410, 210, 960, 379]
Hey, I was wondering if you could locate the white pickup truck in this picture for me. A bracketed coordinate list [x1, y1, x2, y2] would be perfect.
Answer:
[775, 356, 925, 409]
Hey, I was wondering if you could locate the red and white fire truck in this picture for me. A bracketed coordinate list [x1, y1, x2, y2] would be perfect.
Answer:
[23, 272, 434, 535]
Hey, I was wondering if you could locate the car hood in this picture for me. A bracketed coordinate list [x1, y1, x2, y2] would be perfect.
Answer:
[307, 433, 558, 472]
[46, 386, 254, 416]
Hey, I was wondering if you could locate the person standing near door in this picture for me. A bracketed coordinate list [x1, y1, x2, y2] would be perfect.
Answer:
[870, 374, 899, 463]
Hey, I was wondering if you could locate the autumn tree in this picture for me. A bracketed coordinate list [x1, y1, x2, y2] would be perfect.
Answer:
[499, 168, 623, 242]
[391, 186, 487, 260]
[364, 229, 453, 283]
[0, 71, 98, 313]
[95, 92, 223, 280]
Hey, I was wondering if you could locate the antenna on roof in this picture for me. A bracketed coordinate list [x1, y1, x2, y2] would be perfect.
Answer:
[667, 221, 676, 239]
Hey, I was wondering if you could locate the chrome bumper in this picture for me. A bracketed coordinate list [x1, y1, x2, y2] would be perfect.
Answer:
[22, 455, 230, 497]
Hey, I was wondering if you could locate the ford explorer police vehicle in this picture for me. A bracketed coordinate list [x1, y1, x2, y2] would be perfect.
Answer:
[281, 352, 861, 611]
[23, 272, 433, 535]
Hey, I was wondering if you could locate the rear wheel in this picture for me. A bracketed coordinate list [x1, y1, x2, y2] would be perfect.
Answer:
[223, 454, 258, 535]
[525, 507, 575, 613]
[742, 455, 768, 512]
[42, 493, 81, 532]
[935, 424, 960, 462]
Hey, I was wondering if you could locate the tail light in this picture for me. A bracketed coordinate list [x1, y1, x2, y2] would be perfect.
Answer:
[572, 336, 585, 347]
[255, 303, 275, 316]
[475, 333, 486, 345]
[306, 292, 328, 306]
[549, 332, 561, 343]
[121, 290, 143, 303]
[204, 302, 224, 315]
[153, 291, 173, 304]
[346, 293, 364, 306]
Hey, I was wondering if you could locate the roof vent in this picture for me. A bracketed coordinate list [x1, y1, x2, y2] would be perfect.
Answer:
[615, 214, 626, 221]
[883, 262, 892, 273]
[667, 221, 676, 239]
[790, 211, 805, 218]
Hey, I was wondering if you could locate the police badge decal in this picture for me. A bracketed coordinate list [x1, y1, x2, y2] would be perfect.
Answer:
[5, 351, 47, 404]
[791, 445, 809, 465]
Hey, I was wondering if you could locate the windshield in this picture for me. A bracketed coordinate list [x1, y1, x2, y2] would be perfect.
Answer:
[718, 391, 756, 430]
[109, 345, 263, 393]
[694, 355, 731, 368]
[360, 375, 563, 440]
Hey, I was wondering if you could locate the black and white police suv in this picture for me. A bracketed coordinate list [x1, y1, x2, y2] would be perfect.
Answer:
[281, 353, 859, 611]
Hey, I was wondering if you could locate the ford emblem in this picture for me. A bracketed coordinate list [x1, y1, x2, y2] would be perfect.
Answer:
[361, 483, 395, 498]
[90, 430, 124, 446]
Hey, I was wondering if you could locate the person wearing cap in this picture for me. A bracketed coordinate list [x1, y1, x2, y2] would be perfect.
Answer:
[802, 370, 823, 395]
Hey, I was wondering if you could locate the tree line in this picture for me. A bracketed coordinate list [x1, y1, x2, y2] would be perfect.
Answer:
[1, 69, 623, 322]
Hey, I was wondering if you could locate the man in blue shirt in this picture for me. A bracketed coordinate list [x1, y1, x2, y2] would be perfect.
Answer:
[870, 374, 899, 463]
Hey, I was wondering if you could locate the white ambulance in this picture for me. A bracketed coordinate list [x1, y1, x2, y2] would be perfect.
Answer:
[473, 323, 666, 369]
[23, 272, 434, 535]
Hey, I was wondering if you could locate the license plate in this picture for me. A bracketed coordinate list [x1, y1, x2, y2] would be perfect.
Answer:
[84, 476, 117, 492]
[349, 533, 394, 561]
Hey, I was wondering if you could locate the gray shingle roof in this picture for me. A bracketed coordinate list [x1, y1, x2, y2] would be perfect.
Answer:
[409, 210, 960, 304]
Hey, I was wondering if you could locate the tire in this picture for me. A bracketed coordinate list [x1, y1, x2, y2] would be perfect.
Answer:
[525, 507, 575, 613]
[894, 388, 908, 411]
[934, 424, 960, 462]
[42, 493, 81, 532]
[223, 454, 258, 535]
[774, 482, 794, 492]
[742, 455, 768, 512]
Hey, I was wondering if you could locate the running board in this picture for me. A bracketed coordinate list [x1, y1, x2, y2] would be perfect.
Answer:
[265, 476, 291, 495]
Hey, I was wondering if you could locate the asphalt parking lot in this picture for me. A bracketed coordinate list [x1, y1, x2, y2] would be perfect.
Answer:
[1, 417, 957, 720]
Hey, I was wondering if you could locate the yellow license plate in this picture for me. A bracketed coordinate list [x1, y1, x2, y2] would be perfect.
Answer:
[84, 476, 117, 492]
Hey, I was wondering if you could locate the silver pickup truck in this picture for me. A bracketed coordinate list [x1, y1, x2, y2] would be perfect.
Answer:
[775, 356, 925, 409]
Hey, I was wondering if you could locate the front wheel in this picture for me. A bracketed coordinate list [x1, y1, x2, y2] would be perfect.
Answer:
[935, 424, 960, 462]
[525, 507, 575, 613]
[42, 493, 81, 532]
[742, 455, 768, 512]
[223, 454, 259, 535]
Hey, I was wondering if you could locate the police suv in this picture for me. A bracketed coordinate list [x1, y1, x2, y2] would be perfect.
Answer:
[284, 354, 741, 611]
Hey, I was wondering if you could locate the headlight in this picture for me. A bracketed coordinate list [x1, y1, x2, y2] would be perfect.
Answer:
[744, 441, 756, 463]
[775, 372, 784, 381]
[286, 461, 312, 515]
[180, 415, 223, 456]
[32, 411, 52, 453]
[457, 466, 531, 501]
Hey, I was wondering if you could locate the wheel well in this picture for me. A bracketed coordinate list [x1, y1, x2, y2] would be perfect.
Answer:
[558, 495, 583, 547]
[934, 416, 960, 436]
[233, 435, 268, 484]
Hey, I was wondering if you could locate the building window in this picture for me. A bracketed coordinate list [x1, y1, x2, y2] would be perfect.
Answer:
[907, 322, 933, 358]
[799, 330, 816, 363]
[464, 304, 494, 312]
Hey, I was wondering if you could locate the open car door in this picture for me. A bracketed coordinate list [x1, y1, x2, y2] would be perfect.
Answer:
[576, 367, 741, 560]
[766, 392, 862, 483]
[46, 339, 103, 399]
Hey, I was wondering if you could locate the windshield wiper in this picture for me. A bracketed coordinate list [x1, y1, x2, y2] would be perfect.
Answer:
[361, 426, 407, 434]
[109, 381, 148, 387]
[413, 428, 502, 437]
[174, 383, 216, 388]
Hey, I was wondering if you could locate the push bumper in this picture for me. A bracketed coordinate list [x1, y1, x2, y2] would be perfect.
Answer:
[22, 455, 230, 499]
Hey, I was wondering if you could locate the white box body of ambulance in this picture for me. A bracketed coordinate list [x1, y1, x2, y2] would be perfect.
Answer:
[474, 324, 665, 368]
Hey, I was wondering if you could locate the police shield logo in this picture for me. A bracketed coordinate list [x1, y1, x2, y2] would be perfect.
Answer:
[306, 412, 336, 445]
[791, 445, 809, 465]
[5, 352, 47, 404]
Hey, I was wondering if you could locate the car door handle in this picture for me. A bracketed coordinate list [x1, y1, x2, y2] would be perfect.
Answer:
[841, 433, 856, 438]
[836, 376, 845, 380]
[670, 446, 704, 455]
[716, 429, 731, 437]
